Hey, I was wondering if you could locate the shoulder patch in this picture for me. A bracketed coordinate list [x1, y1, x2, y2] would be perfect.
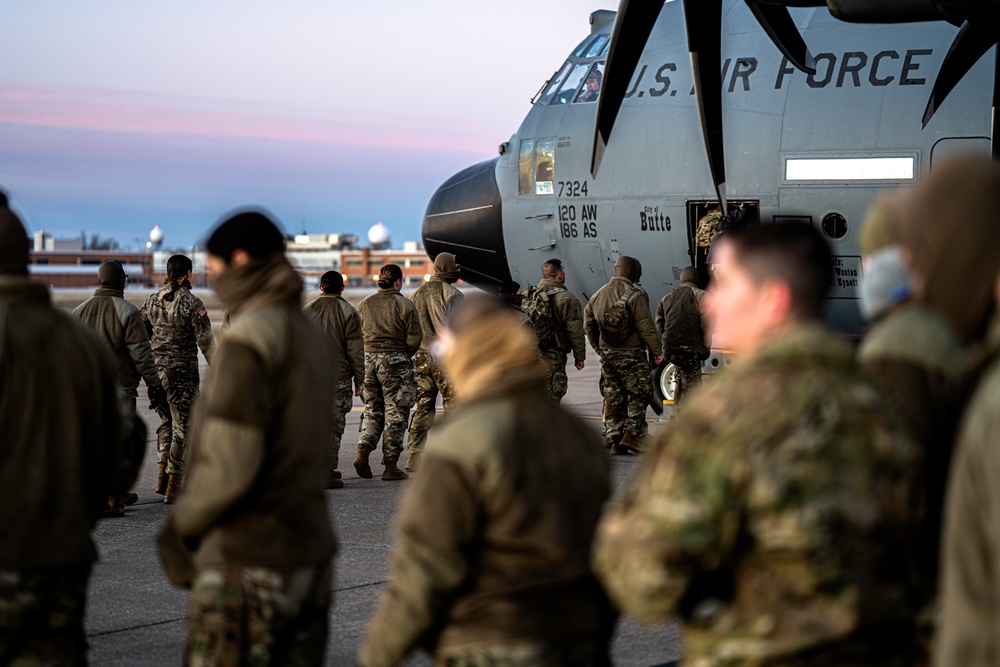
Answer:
[197, 307, 208, 317]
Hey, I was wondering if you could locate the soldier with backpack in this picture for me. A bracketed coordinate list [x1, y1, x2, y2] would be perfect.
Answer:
[656, 266, 710, 404]
[584, 256, 662, 453]
[521, 259, 586, 403]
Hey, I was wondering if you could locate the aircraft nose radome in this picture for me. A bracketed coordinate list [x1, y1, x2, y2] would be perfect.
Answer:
[422, 157, 510, 292]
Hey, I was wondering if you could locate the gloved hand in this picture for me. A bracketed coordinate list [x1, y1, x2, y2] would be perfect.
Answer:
[147, 384, 168, 412]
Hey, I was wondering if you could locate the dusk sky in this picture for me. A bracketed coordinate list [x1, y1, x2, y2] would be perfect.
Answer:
[1, 2, 605, 249]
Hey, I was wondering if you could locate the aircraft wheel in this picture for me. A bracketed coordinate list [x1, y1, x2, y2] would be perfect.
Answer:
[650, 361, 677, 415]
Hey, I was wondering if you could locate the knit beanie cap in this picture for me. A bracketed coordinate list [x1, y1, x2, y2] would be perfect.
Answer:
[0, 196, 29, 276]
[98, 260, 126, 288]
[614, 256, 642, 281]
[205, 209, 286, 262]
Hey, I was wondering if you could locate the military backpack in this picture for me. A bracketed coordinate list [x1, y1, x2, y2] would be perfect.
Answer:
[521, 286, 566, 351]
[600, 287, 637, 346]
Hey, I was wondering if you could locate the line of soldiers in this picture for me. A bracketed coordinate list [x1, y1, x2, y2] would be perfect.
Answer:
[4, 151, 1000, 666]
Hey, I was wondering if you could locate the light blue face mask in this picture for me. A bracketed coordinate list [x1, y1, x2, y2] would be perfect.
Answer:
[859, 245, 912, 321]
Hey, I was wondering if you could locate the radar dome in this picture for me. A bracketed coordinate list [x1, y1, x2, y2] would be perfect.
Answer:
[149, 225, 164, 249]
[368, 222, 391, 249]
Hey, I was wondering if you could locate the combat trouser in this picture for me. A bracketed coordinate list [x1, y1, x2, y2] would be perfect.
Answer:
[359, 351, 416, 460]
[598, 348, 652, 445]
[539, 348, 569, 403]
[406, 351, 454, 456]
[330, 376, 355, 472]
[436, 636, 608, 667]
[663, 345, 703, 405]
[186, 562, 331, 667]
[0, 565, 90, 666]
[156, 369, 198, 476]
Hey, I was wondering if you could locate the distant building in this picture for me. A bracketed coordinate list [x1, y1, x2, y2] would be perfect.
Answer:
[29, 251, 155, 289]
[341, 241, 431, 288]
[286, 233, 358, 286]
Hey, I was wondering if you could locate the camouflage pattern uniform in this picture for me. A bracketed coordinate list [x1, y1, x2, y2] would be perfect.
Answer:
[357, 287, 422, 460]
[593, 325, 921, 666]
[529, 278, 586, 403]
[0, 566, 90, 666]
[141, 279, 214, 475]
[303, 293, 364, 472]
[407, 276, 463, 456]
[655, 280, 709, 404]
[186, 564, 331, 667]
[584, 276, 660, 446]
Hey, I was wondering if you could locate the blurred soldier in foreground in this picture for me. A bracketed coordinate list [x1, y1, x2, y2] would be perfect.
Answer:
[141, 254, 214, 504]
[158, 210, 337, 666]
[304, 270, 364, 488]
[855, 197, 963, 640]
[406, 252, 462, 472]
[889, 156, 1000, 667]
[655, 266, 709, 404]
[0, 192, 133, 664]
[359, 295, 614, 666]
[74, 259, 166, 516]
[355, 264, 422, 480]
[522, 258, 586, 403]
[594, 224, 920, 666]
[584, 256, 662, 453]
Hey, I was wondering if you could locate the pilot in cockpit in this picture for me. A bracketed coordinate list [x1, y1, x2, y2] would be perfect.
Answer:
[577, 69, 602, 103]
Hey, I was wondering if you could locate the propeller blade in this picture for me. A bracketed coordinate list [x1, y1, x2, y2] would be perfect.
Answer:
[591, 0, 665, 178]
[922, 16, 998, 128]
[684, 0, 728, 212]
[745, 1, 817, 74]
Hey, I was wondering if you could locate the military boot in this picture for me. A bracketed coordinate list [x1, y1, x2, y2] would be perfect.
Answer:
[381, 456, 409, 481]
[155, 463, 168, 495]
[327, 469, 344, 489]
[610, 442, 630, 455]
[404, 450, 420, 473]
[163, 474, 183, 505]
[102, 494, 125, 518]
[620, 432, 647, 454]
[354, 444, 374, 479]
[123, 491, 139, 506]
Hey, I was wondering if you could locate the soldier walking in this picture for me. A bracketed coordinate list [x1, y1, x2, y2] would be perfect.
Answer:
[593, 224, 922, 666]
[655, 266, 709, 404]
[0, 192, 134, 666]
[406, 252, 462, 472]
[355, 264, 422, 480]
[584, 256, 662, 453]
[141, 254, 214, 504]
[73, 259, 166, 516]
[304, 270, 364, 488]
[157, 210, 337, 666]
[521, 258, 586, 403]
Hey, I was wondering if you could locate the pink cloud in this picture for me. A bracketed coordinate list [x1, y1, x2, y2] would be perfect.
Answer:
[0, 83, 489, 155]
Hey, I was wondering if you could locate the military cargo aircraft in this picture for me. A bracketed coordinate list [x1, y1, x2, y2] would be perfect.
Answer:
[421, 0, 997, 403]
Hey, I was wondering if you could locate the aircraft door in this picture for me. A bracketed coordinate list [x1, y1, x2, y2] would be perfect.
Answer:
[930, 137, 991, 167]
[685, 200, 760, 287]
[563, 241, 607, 300]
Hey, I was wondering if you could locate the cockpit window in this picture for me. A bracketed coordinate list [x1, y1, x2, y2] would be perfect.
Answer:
[573, 35, 601, 58]
[534, 137, 555, 195]
[599, 40, 610, 57]
[550, 63, 591, 106]
[574, 62, 604, 104]
[518, 137, 556, 196]
[537, 61, 573, 106]
[518, 139, 534, 195]
[584, 34, 609, 58]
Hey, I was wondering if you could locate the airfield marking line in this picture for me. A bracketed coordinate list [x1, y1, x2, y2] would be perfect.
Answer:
[87, 616, 184, 637]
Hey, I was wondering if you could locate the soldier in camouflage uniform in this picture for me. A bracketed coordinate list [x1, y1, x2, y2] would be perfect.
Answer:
[584, 256, 662, 453]
[522, 258, 586, 403]
[355, 264, 422, 481]
[303, 270, 364, 489]
[406, 252, 463, 472]
[593, 224, 922, 666]
[74, 259, 166, 516]
[0, 194, 128, 666]
[141, 254, 214, 504]
[655, 266, 709, 404]
[157, 211, 336, 667]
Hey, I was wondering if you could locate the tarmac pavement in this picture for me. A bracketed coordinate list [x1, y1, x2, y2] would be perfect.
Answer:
[79, 314, 681, 665]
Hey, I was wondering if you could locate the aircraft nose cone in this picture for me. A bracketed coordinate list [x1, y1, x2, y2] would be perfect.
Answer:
[422, 157, 510, 291]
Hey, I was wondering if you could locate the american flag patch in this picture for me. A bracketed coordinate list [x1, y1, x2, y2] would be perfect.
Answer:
[198, 307, 208, 317]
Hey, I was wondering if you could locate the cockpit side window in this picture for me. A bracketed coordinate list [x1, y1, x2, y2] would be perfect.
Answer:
[574, 62, 604, 104]
[537, 61, 573, 106]
[534, 138, 555, 195]
[550, 63, 591, 106]
[518, 139, 535, 195]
